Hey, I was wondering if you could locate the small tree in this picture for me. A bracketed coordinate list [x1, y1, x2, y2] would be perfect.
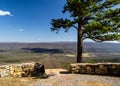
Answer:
[50, 0, 120, 63]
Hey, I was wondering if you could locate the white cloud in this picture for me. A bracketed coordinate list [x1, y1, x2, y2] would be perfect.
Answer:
[0, 10, 13, 16]
[18, 29, 24, 32]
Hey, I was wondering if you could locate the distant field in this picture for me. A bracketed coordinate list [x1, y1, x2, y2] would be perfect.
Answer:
[0, 42, 119, 68]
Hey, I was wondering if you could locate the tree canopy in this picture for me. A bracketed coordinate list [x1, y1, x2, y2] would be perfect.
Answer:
[50, 0, 120, 62]
[51, 0, 120, 42]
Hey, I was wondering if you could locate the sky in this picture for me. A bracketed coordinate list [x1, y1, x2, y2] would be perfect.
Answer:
[0, 0, 77, 42]
[0, 0, 119, 43]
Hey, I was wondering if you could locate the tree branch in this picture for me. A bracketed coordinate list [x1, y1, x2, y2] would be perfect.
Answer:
[72, 25, 78, 30]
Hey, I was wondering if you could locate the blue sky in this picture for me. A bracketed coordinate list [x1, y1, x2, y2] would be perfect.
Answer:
[0, 0, 77, 42]
[0, 0, 119, 43]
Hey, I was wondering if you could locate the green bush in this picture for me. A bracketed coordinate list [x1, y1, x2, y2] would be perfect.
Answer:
[0, 55, 6, 59]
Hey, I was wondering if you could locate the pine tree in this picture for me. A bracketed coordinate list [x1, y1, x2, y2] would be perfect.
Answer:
[50, 0, 120, 62]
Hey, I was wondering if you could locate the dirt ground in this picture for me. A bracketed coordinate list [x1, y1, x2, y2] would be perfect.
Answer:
[0, 69, 120, 86]
[30, 69, 120, 86]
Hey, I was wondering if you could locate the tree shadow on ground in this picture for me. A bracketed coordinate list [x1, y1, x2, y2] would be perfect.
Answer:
[21, 48, 64, 54]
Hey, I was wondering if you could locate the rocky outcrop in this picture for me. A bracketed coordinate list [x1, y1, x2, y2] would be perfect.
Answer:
[70, 63, 120, 76]
[0, 62, 45, 77]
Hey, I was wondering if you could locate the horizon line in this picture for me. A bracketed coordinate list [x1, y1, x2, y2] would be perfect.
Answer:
[0, 41, 119, 43]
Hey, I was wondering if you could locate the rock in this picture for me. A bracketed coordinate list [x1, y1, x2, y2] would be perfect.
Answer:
[70, 63, 120, 76]
[0, 62, 45, 77]
[31, 63, 45, 77]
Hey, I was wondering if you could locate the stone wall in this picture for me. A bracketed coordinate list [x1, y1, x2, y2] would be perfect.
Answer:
[70, 63, 120, 76]
[0, 62, 45, 77]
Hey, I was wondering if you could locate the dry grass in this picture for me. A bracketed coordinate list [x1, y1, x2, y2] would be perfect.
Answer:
[0, 69, 119, 86]
[0, 43, 120, 68]
[0, 77, 35, 86]
[0, 43, 119, 86]
[0, 77, 110, 86]
[65, 54, 76, 57]
[80, 80, 109, 86]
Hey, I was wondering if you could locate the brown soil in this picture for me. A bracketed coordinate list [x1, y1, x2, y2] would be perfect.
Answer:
[0, 69, 120, 86]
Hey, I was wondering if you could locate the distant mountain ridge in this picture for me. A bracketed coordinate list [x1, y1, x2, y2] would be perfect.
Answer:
[0, 42, 119, 53]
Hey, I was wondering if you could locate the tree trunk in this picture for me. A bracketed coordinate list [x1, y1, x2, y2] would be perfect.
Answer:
[77, 21, 83, 63]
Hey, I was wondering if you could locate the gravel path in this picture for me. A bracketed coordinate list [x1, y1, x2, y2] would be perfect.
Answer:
[31, 69, 120, 86]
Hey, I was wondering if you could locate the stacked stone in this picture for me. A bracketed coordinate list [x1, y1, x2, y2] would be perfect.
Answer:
[10, 63, 35, 77]
[0, 65, 11, 77]
[70, 63, 120, 76]
[0, 62, 45, 77]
